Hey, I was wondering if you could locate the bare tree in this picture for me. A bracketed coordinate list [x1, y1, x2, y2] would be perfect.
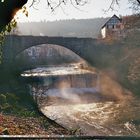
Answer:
[137, 0, 140, 4]
[129, 0, 140, 14]
[0, 0, 140, 32]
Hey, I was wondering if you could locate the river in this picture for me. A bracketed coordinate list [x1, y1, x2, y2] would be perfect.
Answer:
[21, 63, 140, 136]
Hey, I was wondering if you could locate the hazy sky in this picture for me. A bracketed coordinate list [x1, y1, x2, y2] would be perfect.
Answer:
[16, 0, 132, 22]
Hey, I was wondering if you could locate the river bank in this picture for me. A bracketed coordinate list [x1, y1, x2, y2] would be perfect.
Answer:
[0, 113, 73, 135]
[0, 68, 74, 136]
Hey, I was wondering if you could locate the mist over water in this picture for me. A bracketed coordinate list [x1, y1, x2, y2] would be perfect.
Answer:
[20, 44, 140, 136]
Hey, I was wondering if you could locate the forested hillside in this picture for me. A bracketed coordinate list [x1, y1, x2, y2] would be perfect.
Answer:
[16, 18, 109, 38]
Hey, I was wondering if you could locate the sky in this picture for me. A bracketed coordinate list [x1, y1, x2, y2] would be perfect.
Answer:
[15, 0, 132, 22]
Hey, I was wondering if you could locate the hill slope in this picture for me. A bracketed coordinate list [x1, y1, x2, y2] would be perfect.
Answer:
[16, 18, 109, 38]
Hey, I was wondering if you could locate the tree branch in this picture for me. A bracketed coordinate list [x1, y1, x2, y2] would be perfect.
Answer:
[137, 0, 140, 4]
[0, 0, 140, 32]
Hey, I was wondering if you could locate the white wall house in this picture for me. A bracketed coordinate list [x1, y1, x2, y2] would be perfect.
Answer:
[101, 15, 124, 38]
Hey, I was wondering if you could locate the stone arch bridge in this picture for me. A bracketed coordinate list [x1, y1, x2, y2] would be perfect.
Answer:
[4, 35, 96, 57]
[3, 35, 107, 67]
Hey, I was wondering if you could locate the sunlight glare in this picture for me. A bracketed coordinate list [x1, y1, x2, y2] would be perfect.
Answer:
[14, 9, 29, 22]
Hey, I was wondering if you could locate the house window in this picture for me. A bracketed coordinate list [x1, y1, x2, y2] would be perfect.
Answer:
[108, 25, 112, 29]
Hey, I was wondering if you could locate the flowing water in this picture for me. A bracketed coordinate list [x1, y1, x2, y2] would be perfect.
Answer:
[21, 64, 140, 136]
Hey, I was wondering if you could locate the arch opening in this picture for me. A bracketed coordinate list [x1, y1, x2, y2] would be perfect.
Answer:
[15, 43, 87, 71]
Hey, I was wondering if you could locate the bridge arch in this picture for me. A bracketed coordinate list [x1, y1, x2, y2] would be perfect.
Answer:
[4, 35, 97, 63]
[16, 43, 82, 58]
[15, 43, 87, 71]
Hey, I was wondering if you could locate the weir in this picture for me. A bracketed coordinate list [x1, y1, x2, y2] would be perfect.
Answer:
[20, 43, 136, 135]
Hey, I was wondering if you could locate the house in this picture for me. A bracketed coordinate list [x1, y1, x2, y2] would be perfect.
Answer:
[101, 14, 124, 38]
